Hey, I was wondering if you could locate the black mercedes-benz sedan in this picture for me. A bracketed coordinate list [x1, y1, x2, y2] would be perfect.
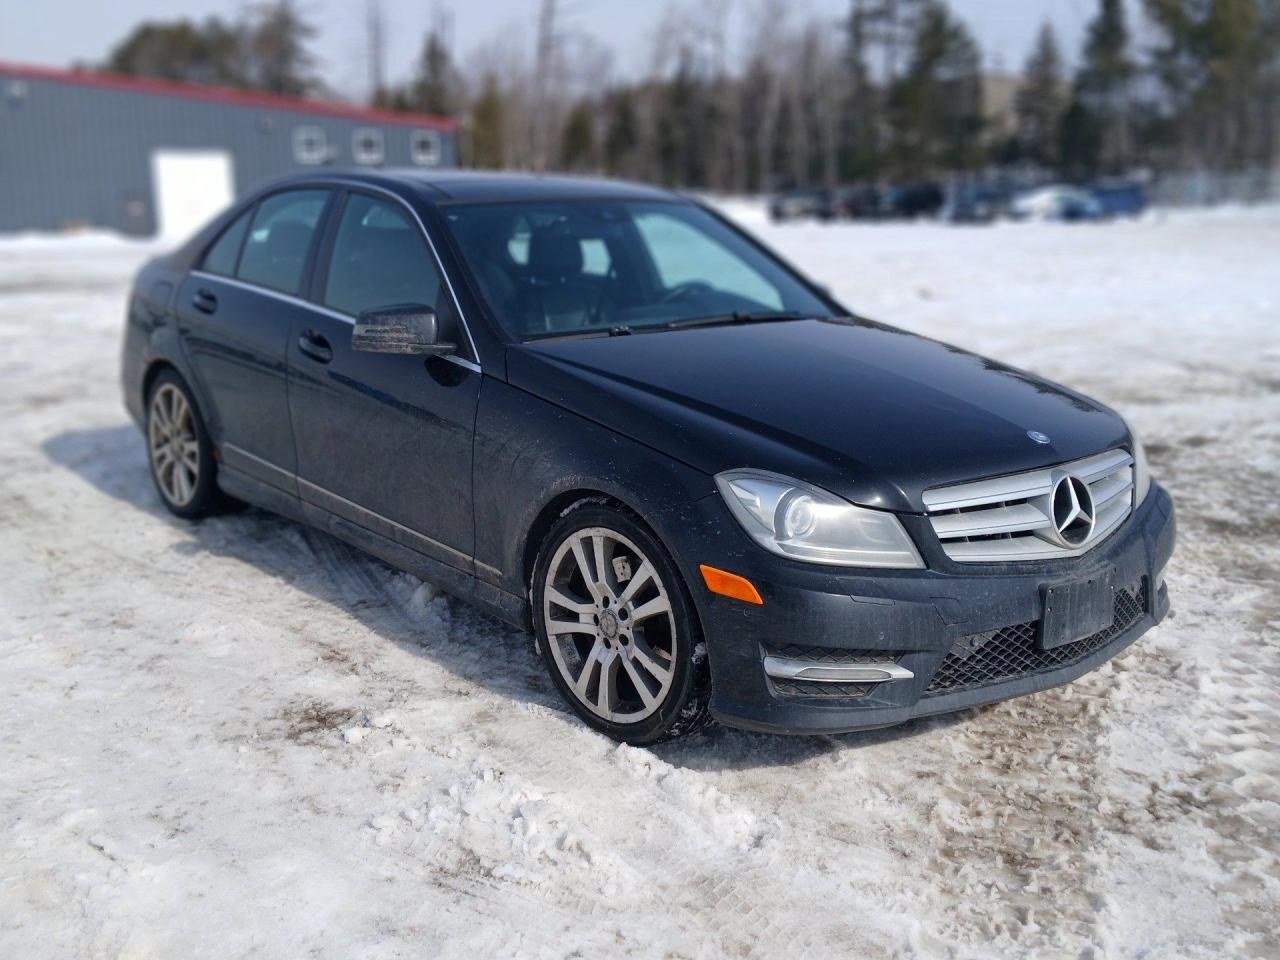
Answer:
[121, 170, 1175, 743]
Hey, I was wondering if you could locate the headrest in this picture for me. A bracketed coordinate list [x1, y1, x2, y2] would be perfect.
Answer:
[264, 220, 311, 260]
[528, 226, 583, 280]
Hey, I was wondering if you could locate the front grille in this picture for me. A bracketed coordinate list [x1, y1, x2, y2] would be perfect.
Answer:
[924, 449, 1134, 563]
[925, 577, 1147, 695]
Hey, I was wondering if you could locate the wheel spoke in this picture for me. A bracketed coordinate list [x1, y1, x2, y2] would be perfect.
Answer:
[570, 538, 603, 602]
[546, 586, 594, 616]
[629, 595, 672, 624]
[175, 465, 192, 502]
[592, 534, 610, 595]
[573, 640, 605, 697]
[594, 654, 620, 716]
[616, 561, 654, 606]
[152, 404, 171, 433]
[547, 618, 592, 636]
[180, 440, 200, 471]
[620, 653, 658, 708]
[629, 636, 674, 686]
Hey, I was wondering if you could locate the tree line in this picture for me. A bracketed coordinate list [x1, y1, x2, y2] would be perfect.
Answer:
[104, 0, 1280, 188]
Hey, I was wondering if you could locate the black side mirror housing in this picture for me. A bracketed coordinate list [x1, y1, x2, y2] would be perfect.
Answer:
[352, 303, 455, 356]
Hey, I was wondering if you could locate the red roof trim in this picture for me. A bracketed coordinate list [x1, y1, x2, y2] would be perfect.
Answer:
[0, 60, 457, 131]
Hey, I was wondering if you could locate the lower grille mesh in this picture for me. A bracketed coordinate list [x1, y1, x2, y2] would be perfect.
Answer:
[771, 678, 877, 699]
[925, 577, 1148, 695]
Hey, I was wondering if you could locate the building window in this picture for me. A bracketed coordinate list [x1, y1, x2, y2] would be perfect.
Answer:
[293, 126, 327, 165]
[410, 129, 443, 167]
[353, 128, 385, 165]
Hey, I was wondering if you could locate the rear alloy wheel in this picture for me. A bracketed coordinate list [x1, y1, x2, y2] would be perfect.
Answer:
[146, 371, 221, 518]
[533, 503, 709, 743]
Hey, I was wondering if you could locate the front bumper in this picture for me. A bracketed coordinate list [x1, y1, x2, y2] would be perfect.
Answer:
[677, 483, 1175, 735]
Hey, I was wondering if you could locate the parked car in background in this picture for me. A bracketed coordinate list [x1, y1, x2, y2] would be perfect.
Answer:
[884, 181, 946, 219]
[942, 184, 1007, 224]
[768, 188, 830, 222]
[1091, 178, 1148, 218]
[122, 170, 1174, 742]
[1009, 184, 1105, 222]
[831, 185, 885, 220]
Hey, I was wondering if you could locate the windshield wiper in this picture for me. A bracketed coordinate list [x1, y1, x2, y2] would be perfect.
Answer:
[664, 310, 806, 330]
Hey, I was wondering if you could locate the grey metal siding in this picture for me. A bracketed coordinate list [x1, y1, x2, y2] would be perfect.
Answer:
[0, 75, 457, 235]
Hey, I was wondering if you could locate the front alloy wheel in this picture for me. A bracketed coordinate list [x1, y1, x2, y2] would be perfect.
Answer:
[533, 503, 709, 743]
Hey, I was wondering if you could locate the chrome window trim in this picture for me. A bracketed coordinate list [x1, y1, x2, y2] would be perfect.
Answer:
[190, 268, 480, 376]
[193, 178, 483, 366]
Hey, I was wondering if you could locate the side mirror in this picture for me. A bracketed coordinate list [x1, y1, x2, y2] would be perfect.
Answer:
[352, 303, 455, 356]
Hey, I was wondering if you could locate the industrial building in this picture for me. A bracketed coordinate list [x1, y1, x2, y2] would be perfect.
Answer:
[0, 61, 459, 238]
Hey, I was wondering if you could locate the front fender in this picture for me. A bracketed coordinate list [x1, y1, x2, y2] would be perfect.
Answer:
[472, 378, 716, 604]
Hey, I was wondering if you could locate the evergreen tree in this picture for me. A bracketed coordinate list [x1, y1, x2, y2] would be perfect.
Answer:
[405, 29, 459, 115]
[1014, 22, 1066, 168]
[887, 1, 984, 177]
[468, 74, 506, 169]
[1063, 0, 1135, 176]
[105, 18, 249, 87]
[559, 100, 597, 171]
[244, 1, 320, 97]
[1145, 0, 1277, 170]
[602, 88, 641, 178]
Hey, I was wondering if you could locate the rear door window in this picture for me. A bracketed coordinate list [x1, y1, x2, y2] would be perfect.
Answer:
[236, 189, 329, 295]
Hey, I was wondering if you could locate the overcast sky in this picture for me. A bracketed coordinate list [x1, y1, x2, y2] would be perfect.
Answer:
[1, 0, 1106, 99]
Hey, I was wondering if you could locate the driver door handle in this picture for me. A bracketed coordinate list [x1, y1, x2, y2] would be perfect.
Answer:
[297, 331, 332, 364]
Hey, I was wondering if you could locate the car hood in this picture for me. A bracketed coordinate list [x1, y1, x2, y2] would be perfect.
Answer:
[507, 318, 1128, 513]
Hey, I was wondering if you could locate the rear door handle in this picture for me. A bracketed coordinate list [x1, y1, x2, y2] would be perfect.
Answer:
[192, 287, 218, 314]
[297, 331, 333, 364]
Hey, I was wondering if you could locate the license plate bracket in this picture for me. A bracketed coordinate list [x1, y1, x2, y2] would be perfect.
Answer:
[1040, 573, 1115, 650]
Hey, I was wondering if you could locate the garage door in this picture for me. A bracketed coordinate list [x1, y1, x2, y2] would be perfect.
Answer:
[150, 150, 235, 240]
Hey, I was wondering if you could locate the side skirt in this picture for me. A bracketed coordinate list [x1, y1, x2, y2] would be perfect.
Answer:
[216, 466, 528, 629]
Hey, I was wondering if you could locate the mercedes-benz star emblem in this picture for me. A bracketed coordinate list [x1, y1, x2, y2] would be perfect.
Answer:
[1027, 430, 1051, 445]
[1050, 475, 1095, 546]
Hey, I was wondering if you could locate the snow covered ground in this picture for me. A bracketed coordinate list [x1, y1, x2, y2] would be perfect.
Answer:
[1, 207, 1277, 959]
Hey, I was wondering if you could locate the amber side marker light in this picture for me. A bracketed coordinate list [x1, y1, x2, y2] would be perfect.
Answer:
[699, 564, 764, 605]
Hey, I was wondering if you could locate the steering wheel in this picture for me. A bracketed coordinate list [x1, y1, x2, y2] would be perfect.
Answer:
[659, 281, 714, 305]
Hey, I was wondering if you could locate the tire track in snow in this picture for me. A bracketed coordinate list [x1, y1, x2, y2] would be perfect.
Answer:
[302, 533, 899, 957]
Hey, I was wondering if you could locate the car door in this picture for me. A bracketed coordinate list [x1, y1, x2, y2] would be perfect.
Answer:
[178, 188, 332, 491]
[287, 189, 481, 571]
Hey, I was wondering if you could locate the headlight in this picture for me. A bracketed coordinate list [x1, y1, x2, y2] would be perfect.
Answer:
[715, 469, 923, 568]
[1125, 419, 1152, 505]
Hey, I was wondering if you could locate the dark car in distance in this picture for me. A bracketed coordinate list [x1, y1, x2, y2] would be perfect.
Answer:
[122, 170, 1175, 743]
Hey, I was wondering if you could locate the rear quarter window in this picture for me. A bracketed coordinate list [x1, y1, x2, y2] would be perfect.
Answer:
[201, 210, 251, 277]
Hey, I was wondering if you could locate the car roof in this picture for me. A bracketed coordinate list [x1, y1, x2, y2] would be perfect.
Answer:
[287, 168, 683, 204]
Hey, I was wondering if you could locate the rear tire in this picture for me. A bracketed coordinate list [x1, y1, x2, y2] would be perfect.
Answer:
[145, 369, 222, 519]
[532, 501, 710, 744]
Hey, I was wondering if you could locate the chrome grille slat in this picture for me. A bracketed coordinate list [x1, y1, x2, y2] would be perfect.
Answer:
[925, 450, 1135, 563]
[929, 503, 1053, 538]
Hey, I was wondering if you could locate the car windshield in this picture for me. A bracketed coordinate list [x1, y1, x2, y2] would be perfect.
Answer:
[441, 200, 833, 339]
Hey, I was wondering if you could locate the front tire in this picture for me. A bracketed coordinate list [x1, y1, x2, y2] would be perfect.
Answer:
[146, 370, 221, 519]
[532, 502, 710, 744]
